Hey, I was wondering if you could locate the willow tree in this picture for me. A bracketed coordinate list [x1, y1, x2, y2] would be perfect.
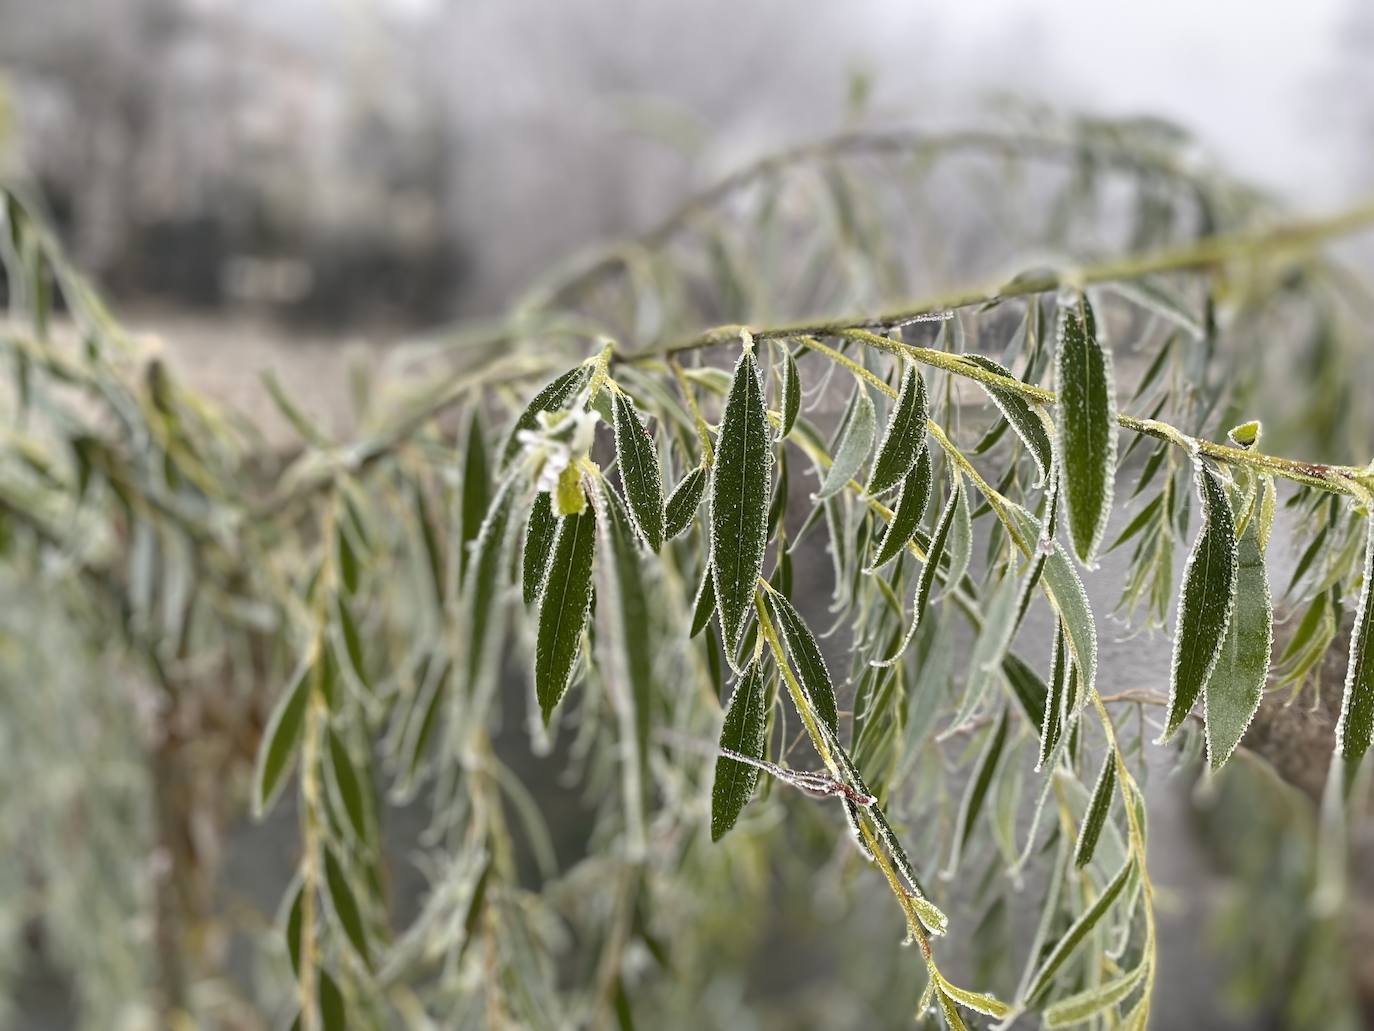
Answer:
[3, 114, 1374, 1028]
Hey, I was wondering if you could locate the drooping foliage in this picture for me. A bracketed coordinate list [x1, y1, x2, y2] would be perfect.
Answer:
[3, 115, 1374, 1028]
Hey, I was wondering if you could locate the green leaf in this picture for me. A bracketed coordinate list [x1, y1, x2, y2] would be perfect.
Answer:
[864, 361, 927, 497]
[1337, 517, 1374, 762]
[867, 443, 931, 570]
[324, 846, 371, 968]
[461, 476, 518, 698]
[1026, 858, 1136, 1002]
[873, 469, 961, 667]
[285, 882, 304, 976]
[333, 592, 368, 693]
[252, 655, 312, 818]
[1007, 503, 1098, 698]
[942, 464, 973, 593]
[937, 977, 1012, 1020]
[816, 386, 876, 500]
[318, 969, 347, 1031]
[1073, 750, 1116, 868]
[780, 345, 801, 438]
[937, 989, 970, 1031]
[946, 707, 1010, 873]
[328, 729, 370, 846]
[963, 353, 1052, 483]
[459, 410, 491, 579]
[499, 364, 590, 467]
[612, 390, 664, 550]
[710, 349, 772, 664]
[691, 562, 716, 638]
[536, 503, 597, 723]
[763, 588, 839, 733]
[664, 465, 707, 541]
[1038, 626, 1069, 768]
[1055, 294, 1117, 565]
[1043, 961, 1147, 1027]
[1002, 652, 1048, 729]
[522, 491, 557, 605]
[1163, 463, 1238, 740]
[1204, 490, 1273, 769]
[711, 659, 768, 840]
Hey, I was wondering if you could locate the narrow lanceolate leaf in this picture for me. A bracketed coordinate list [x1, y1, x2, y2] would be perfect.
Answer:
[459, 410, 491, 578]
[522, 491, 557, 604]
[536, 503, 597, 723]
[462, 477, 519, 693]
[1038, 626, 1069, 769]
[963, 353, 1052, 483]
[1026, 858, 1136, 1002]
[612, 390, 664, 550]
[1043, 962, 1147, 1027]
[937, 978, 1012, 1020]
[868, 443, 931, 570]
[664, 465, 707, 541]
[873, 470, 961, 667]
[328, 730, 370, 846]
[1336, 517, 1374, 762]
[779, 346, 801, 438]
[1163, 463, 1238, 740]
[711, 660, 768, 840]
[937, 990, 971, 1031]
[946, 708, 1009, 874]
[942, 466, 973, 592]
[499, 364, 590, 467]
[763, 589, 839, 733]
[252, 655, 312, 818]
[816, 387, 876, 500]
[1204, 494, 1273, 769]
[691, 563, 716, 638]
[864, 362, 927, 497]
[1073, 750, 1117, 868]
[710, 349, 771, 664]
[1055, 295, 1117, 565]
[323, 847, 372, 969]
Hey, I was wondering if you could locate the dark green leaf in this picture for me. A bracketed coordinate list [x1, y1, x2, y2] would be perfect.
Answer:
[253, 657, 311, 818]
[324, 847, 371, 968]
[711, 660, 768, 840]
[1204, 492, 1273, 769]
[691, 562, 716, 638]
[1337, 517, 1374, 762]
[710, 349, 771, 664]
[1055, 295, 1117, 564]
[1163, 463, 1238, 740]
[612, 390, 664, 550]
[328, 730, 370, 846]
[522, 491, 557, 605]
[780, 345, 801, 438]
[868, 444, 932, 570]
[1002, 652, 1048, 729]
[459, 410, 491, 579]
[947, 708, 1009, 872]
[461, 477, 518, 695]
[664, 465, 707, 541]
[763, 589, 839, 733]
[499, 365, 590, 467]
[963, 353, 1052, 483]
[536, 503, 597, 723]
[1073, 750, 1116, 868]
[873, 470, 961, 667]
[864, 362, 927, 497]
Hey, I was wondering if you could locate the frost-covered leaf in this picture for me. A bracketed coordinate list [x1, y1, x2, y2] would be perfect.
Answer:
[536, 503, 597, 723]
[946, 707, 1009, 874]
[711, 659, 768, 840]
[872, 469, 961, 667]
[522, 491, 557, 605]
[612, 390, 664, 550]
[691, 562, 716, 638]
[1204, 490, 1273, 769]
[937, 977, 1012, 1020]
[948, 574, 1021, 731]
[763, 588, 838, 733]
[1055, 295, 1117, 565]
[937, 989, 970, 1031]
[459, 410, 491, 579]
[328, 729, 370, 846]
[1337, 517, 1374, 762]
[1043, 961, 1146, 1027]
[1073, 750, 1116, 868]
[816, 386, 876, 500]
[864, 361, 927, 497]
[460, 477, 519, 696]
[252, 654, 312, 818]
[963, 353, 1052, 483]
[664, 465, 707, 541]
[1038, 626, 1070, 769]
[1163, 463, 1238, 740]
[868, 443, 931, 570]
[710, 349, 771, 664]
[499, 364, 590, 467]
[780, 345, 801, 438]
[1026, 858, 1136, 1002]
[1002, 652, 1048, 730]
[942, 464, 973, 593]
